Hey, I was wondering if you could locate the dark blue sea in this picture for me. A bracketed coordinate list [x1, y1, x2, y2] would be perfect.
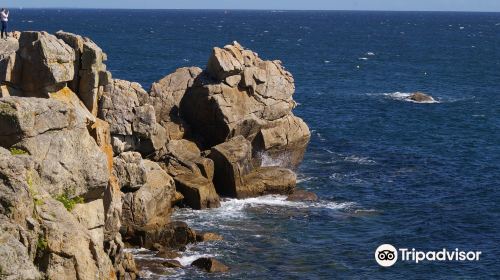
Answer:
[13, 9, 500, 279]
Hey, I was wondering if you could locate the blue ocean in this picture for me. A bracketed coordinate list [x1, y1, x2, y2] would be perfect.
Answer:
[13, 9, 500, 279]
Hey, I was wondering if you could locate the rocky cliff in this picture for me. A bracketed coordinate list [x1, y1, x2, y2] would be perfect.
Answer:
[0, 31, 310, 279]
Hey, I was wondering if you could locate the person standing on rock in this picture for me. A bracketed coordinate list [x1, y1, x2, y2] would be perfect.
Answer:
[1, 8, 9, 39]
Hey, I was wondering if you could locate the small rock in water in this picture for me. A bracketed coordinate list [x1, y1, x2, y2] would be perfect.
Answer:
[408, 92, 436, 103]
[196, 232, 224, 242]
[287, 189, 318, 202]
[162, 260, 183, 268]
[191, 258, 230, 273]
[155, 248, 182, 259]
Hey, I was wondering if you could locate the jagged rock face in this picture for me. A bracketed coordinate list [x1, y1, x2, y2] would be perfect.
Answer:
[99, 79, 167, 156]
[0, 148, 117, 280]
[148, 67, 202, 140]
[181, 42, 310, 167]
[56, 31, 112, 115]
[0, 96, 109, 199]
[0, 148, 41, 280]
[116, 152, 176, 233]
[0, 37, 21, 90]
[161, 139, 220, 210]
[17, 32, 75, 97]
[37, 198, 116, 280]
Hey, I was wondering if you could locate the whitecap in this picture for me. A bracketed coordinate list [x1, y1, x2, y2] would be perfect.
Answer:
[358, 57, 368, 60]
[344, 155, 376, 165]
[366, 52, 375, 56]
[175, 254, 216, 266]
[324, 60, 330, 63]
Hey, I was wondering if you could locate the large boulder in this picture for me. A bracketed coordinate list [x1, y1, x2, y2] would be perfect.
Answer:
[160, 139, 220, 209]
[118, 153, 177, 233]
[99, 79, 167, 156]
[125, 221, 196, 250]
[0, 37, 21, 88]
[148, 67, 202, 140]
[181, 42, 310, 167]
[56, 31, 111, 115]
[209, 136, 253, 197]
[17, 32, 75, 97]
[0, 97, 109, 199]
[209, 136, 297, 198]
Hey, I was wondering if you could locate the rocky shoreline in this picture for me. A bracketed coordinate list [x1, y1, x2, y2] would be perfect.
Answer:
[0, 31, 310, 279]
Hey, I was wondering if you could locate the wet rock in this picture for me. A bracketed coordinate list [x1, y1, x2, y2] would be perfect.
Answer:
[191, 258, 229, 273]
[162, 260, 183, 268]
[196, 232, 224, 242]
[155, 248, 181, 259]
[124, 221, 196, 250]
[242, 167, 297, 199]
[287, 189, 318, 202]
[408, 92, 436, 103]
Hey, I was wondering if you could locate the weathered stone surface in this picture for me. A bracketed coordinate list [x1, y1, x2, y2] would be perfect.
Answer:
[181, 42, 310, 165]
[241, 167, 297, 199]
[113, 152, 147, 192]
[71, 199, 105, 245]
[0, 148, 41, 280]
[18, 32, 75, 97]
[160, 139, 220, 209]
[191, 258, 229, 273]
[0, 217, 41, 280]
[121, 159, 176, 233]
[174, 174, 221, 210]
[253, 114, 310, 168]
[148, 67, 202, 140]
[0, 97, 109, 199]
[286, 189, 318, 202]
[56, 31, 111, 115]
[100, 79, 167, 155]
[209, 136, 253, 197]
[37, 198, 116, 280]
[0, 37, 21, 86]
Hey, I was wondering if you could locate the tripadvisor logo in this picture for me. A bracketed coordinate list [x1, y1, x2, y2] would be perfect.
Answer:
[375, 244, 482, 267]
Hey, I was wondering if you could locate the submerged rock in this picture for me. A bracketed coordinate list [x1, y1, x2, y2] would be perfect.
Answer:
[287, 190, 319, 202]
[191, 257, 230, 273]
[196, 232, 224, 242]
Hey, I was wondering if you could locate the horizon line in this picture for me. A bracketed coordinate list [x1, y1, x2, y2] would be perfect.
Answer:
[5, 7, 500, 13]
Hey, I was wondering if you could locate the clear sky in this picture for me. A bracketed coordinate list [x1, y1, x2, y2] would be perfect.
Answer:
[3, 0, 500, 12]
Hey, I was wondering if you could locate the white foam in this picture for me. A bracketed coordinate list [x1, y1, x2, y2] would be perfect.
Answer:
[358, 57, 368, 60]
[175, 254, 216, 266]
[366, 52, 375, 56]
[344, 155, 376, 165]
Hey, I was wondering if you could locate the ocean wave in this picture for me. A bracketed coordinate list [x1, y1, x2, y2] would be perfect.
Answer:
[175, 253, 216, 267]
[174, 195, 356, 224]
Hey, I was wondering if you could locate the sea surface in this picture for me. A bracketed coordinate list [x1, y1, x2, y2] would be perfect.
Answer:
[13, 9, 500, 279]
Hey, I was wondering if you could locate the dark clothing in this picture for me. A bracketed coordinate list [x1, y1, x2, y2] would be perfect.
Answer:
[1, 21, 7, 38]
